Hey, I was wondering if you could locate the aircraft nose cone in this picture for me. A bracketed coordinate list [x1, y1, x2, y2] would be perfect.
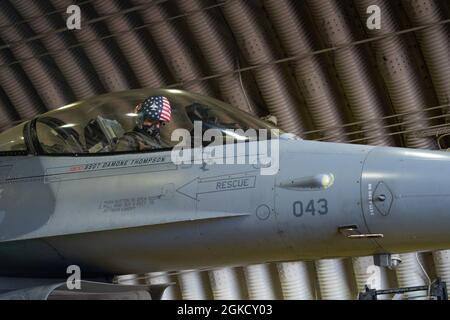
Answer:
[361, 147, 450, 253]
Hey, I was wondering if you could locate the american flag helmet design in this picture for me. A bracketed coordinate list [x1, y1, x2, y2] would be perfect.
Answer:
[135, 96, 172, 124]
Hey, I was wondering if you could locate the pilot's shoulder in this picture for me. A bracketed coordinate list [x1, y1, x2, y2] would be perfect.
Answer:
[128, 131, 149, 141]
[116, 131, 139, 146]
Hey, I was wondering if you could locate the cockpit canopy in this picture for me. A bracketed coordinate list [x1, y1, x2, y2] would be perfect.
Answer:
[0, 89, 278, 155]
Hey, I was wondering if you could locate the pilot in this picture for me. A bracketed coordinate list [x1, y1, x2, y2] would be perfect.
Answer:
[114, 95, 172, 152]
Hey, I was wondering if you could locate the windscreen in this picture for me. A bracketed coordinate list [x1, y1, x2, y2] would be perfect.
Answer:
[0, 122, 27, 153]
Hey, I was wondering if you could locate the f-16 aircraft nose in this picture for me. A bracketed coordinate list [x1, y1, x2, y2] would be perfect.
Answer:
[361, 147, 450, 253]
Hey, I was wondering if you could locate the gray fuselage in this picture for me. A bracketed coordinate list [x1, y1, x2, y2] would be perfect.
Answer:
[1, 139, 450, 278]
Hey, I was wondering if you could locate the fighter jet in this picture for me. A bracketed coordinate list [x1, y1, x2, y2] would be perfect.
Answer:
[1, 88, 450, 299]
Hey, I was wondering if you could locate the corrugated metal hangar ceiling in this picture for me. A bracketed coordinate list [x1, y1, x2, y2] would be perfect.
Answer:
[1, 0, 450, 300]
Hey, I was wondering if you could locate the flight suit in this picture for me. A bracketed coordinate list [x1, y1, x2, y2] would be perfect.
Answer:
[114, 127, 166, 152]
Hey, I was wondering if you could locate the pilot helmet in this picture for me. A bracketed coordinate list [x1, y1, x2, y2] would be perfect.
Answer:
[135, 95, 172, 129]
